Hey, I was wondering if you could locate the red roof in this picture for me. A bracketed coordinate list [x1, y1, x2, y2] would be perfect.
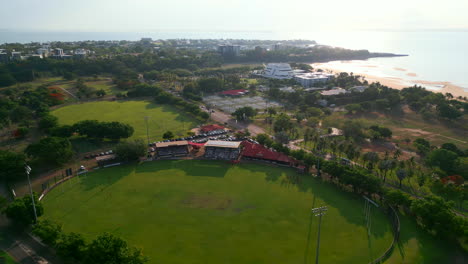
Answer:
[219, 89, 248, 96]
[241, 141, 298, 164]
[188, 141, 206, 148]
[200, 124, 225, 132]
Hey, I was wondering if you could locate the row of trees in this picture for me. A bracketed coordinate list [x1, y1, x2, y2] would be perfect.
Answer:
[32, 220, 148, 264]
[0, 50, 223, 88]
[253, 134, 467, 243]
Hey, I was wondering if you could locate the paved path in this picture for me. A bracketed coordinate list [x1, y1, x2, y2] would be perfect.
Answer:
[0, 212, 61, 264]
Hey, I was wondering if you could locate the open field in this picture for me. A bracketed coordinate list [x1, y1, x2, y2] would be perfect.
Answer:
[42, 160, 394, 264]
[323, 110, 468, 150]
[51, 101, 200, 146]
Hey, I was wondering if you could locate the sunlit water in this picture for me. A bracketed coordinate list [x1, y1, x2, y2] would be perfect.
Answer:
[1, 30, 467, 90]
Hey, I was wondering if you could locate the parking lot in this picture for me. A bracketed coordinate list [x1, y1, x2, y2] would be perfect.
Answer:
[203, 95, 281, 113]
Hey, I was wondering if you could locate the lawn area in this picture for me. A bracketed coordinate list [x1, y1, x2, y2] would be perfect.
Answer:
[0, 250, 18, 264]
[51, 100, 200, 144]
[323, 111, 468, 150]
[42, 160, 393, 264]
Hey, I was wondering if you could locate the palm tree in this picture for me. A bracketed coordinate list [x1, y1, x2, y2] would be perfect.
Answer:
[393, 149, 402, 160]
[396, 168, 407, 188]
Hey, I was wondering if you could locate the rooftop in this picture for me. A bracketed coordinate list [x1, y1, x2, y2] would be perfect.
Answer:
[205, 140, 241, 149]
[156, 140, 189, 148]
[219, 89, 248, 96]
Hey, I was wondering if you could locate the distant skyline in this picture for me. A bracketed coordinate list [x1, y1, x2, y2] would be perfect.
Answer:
[2, 0, 468, 32]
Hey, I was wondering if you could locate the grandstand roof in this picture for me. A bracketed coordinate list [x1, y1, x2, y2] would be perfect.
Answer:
[200, 124, 225, 132]
[219, 89, 248, 96]
[96, 154, 116, 161]
[205, 140, 241, 149]
[241, 141, 297, 164]
[156, 141, 189, 148]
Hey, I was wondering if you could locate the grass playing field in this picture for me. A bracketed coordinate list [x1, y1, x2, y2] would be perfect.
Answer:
[51, 100, 199, 144]
[42, 160, 395, 264]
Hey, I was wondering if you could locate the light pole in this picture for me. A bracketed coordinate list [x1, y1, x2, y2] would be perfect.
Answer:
[25, 164, 38, 223]
[312, 206, 327, 264]
[144, 116, 150, 146]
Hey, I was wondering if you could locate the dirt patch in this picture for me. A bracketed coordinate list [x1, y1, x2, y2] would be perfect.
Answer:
[361, 141, 397, 153]
[181, 193, 232, 210]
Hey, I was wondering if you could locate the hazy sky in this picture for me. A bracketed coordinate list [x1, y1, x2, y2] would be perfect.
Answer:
[2, 0, 467, 32]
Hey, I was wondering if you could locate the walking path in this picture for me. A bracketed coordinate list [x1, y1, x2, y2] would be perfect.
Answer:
[0, 215, 62, 264]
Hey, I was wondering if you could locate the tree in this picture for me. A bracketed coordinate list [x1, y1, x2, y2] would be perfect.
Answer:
[0, 150, 26, 182]
[232, 106, 257, 121]
[25, 137, 73, 165]
[342, 120, 365, 141]
[39, 114, 59, 132]
[255, 133, 273, 147]
[396, 168, 407, 188]
[413, 138, 431, 155]
[345, 103, 362, 114]
[441, 143, 464, 157]
[115, 139, 146, 161]
[385, 189, 411, 208]
[0, 72, 16, 87]
[85, 233, 148, 264]
[96, 89, 107, 97]
[3, 194, 43, 226]
[56, 232, 87, 262]
[32, 219, 62, 246]
[73, 120, 134, 140]
[274, 131, 290, 145]
[273, 113, 293, 132]
[363, 152, 379, 170]
[267, 107, 277, 117]
[410, 196, 464, 238]
[49, 125, 74, 138]
[426, 149, 459, 174]
[162, 131, 174, 140]
[437, 103, 462, 120]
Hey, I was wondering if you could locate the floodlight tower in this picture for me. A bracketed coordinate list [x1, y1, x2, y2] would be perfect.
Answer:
[144, 116, 150, 146]
[312, 206, 328, 264]
[25, 164, 38, 223]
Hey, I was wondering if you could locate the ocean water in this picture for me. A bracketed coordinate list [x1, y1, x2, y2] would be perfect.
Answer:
[1, 30, 467, 90]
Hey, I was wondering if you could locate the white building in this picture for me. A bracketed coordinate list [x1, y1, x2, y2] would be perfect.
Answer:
[37, 48, 49, 57]
[294, 72, 334, 87]
[321, 87, 348, 96]
[74, 49, 87, 58]
[262, 63, 294, 79]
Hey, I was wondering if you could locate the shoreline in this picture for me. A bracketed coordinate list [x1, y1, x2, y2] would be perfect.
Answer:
[313, 63, 468, 98]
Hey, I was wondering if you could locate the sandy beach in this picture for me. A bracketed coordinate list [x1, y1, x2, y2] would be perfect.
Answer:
[313, 62, 468, 98]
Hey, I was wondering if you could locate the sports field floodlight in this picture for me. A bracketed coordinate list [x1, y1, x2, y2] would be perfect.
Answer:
[144, 116, 150, 146]
[311, 206, 327, 264]
[25, 164, 38, 223]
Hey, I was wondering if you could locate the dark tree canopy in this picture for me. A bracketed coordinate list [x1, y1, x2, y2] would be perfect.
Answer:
[85, 233, 148, 264]
[115, 139, 146, 161]
[25, 137, 73, 165]
[4, 194, 43, 226]
[0, 150, 26, 182]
